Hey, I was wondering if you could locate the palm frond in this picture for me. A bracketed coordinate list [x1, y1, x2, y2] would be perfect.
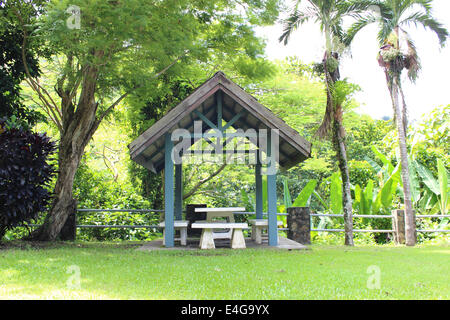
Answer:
[331, 20, 346, 47]
[377, 19, 395, 45]
[400, 11, 449, 47]
[399, 0, 433, 15]
[338, 0, 382, 18]
[279, 9, 314, 45]
[345, 13, 378, 46]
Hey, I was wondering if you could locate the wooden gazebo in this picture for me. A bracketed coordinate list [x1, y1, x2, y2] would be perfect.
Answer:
[129, 72, 311, 247]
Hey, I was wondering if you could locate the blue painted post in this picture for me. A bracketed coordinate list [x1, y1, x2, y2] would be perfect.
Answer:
[267, 130, 278, 246]
[216, 91, 223, 163]
[174, 164, 183, 220]
[217, 91, 223, 132]
[255, 152, 263, 220]
[164, 133, 175, 247]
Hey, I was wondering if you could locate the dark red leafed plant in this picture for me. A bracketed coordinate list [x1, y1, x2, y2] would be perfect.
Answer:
[0, 119, 56, 240]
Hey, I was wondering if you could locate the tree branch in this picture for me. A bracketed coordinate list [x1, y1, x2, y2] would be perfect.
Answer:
[14, 8, 63, 132]
[183, 163, 227, 200]
[96, 50, 190, 125]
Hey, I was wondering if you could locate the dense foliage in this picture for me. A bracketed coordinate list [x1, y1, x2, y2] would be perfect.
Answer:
[0, 118, 56, 240]
[0, 0, 48, 125]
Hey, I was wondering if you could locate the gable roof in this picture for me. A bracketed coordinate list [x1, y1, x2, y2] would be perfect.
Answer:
[129, 71, 311, 172]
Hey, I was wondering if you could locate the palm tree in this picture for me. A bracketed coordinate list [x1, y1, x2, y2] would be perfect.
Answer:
[346, 0, 448, 246]
[279, 0, 366, 246]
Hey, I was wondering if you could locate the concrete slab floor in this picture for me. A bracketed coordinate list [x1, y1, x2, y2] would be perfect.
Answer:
[137, 236, 309, 251]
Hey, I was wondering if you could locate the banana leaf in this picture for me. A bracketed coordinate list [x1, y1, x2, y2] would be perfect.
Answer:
[330, 172, 342, 214]
[262, 176, 267, 213]
[437, 158, 448, 215]
[408, 159, 421, 203]
[363, 180, 374, 214]
[381, 164, 400, 208]
[292, 179, 318, 207]
[354, 184, 362, 211]
[371, 146, 394, 174]
[415, 161, 440, 195]
[313, 191, 329, 211]
[364, 156, 382, 173]
[373, 164, 400, 213]
[418, 188, 437, 211]
[282, 177, 292, 209]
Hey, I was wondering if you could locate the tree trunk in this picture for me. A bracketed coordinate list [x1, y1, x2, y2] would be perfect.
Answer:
[26, 65, 100, 241]
[390, 79, 416, 246]
[59, 199, 77, 241]
[333, 119, 354, 246]
[27, 131, 89, 240]
[321, 50, 354, 246]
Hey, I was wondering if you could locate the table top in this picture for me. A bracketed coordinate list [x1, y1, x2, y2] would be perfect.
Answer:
[191, 221, 248, 229]
[194, 207, 245, 213]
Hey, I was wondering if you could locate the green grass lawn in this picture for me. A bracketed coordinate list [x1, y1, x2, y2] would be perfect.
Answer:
[0, 241, 448, 299]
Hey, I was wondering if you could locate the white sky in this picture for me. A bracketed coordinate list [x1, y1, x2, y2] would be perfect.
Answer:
[255, 0, 450, 120]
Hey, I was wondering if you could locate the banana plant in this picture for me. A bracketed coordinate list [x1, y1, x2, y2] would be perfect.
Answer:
[280, 177, 332, 230]
[437, 159, 448, 216]
[292, 179, 318, 207]
[353, 164, 400, 215]
[366, 147, 415, 210]
[367, 147, 449, 228]
[279, 178, 318, 225]
[329, 172, 342, 215]
[240, 176, 318, 227]
[415, 159, 449, 228]
[310, 173, 340, 230]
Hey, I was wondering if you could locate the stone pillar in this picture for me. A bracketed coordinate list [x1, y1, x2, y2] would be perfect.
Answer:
[287, 207, 311, 245]
[60, 199, 77, 241]
[392, 209, 406, 244]
[186, 204, 207, 237]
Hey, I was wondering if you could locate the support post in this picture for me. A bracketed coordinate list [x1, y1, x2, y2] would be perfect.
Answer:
[255, 152, 263, 220]
[164, 133, 175, 247]
[287, 207, 311, 245]
[217, 90, 223, 132]
[392, 209, 406, 244]
[267, 130, 278, 246]
[175, 164, 183, 220]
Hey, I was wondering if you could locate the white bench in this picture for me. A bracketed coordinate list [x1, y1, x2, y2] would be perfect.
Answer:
[159, 220, 189, 246]
[191, 221, 248, 249]
[249, 219, 283, 244]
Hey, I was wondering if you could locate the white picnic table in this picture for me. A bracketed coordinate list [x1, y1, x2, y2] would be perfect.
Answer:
[194, 207, 245, 222]
[194, 207, 245, 239]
